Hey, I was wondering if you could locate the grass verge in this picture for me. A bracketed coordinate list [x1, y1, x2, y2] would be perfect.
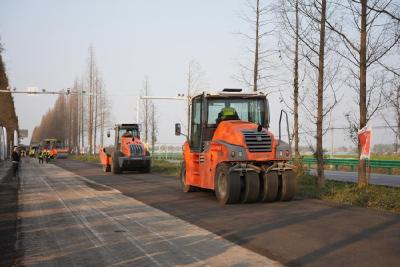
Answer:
[297, 174, 400, 213]
[72, 154, 100, 163]
[151, 160, 180, 176]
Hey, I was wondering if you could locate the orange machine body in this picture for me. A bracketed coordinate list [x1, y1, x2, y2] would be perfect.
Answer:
[99, 124, 151, 173]
[180, 90, 292, 193]
[99, 136, 146, 165]
[183, 121, 285, 190]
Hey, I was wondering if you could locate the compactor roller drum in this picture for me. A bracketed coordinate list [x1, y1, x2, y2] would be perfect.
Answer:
[181, 162, 195, 193]
[141, 161, 151, 173]
[215, 164, 241, 204]
[102, 164, 111, 173]
[278, 171, 296, 201]
[259, 171, 279, 202]
[111, 152, 122, 174]
[240, 172, 260, 203]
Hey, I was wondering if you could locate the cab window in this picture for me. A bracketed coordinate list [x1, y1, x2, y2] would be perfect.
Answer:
[190, 97, 202, 151]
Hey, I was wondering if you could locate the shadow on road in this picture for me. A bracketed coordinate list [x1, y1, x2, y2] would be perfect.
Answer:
[55, 159, 400, 267]
[0, 165, 19, 267]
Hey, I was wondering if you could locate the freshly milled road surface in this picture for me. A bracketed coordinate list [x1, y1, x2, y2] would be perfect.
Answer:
[17, 159, 280, 266]
[55, 159, 400, 267]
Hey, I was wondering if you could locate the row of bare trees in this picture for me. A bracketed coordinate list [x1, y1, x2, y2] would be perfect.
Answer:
[32, 46, 111, 154]
[140, 76, 158, 153]
[240, 0, 399, 187]
[0, 44, 19, 153]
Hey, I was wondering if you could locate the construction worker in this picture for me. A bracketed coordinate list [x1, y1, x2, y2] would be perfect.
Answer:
[216, 102, 239, 124]
[44, 150, 50, 163]
[38, 150, 44, 164]
[11, 147, 20, 177]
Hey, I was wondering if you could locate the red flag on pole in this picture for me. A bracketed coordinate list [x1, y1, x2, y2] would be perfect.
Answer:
[358, 125, 372, 160]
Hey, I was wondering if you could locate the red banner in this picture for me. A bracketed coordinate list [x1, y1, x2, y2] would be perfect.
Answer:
[358, 125, 372, 160]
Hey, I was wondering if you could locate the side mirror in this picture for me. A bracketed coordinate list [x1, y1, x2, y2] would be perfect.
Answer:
[175, 123, 181, 136]
[107, 130, 110, 138]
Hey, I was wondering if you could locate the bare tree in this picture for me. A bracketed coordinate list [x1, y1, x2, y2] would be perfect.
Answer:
[79, 77, 85, 153]
[140, 76, 152, 144]
[83, 46, 107, 155]
[0, 48, 18, 153]
[99, 80, 111, 148]
[275, 0, 303, 159]
[326, 0, 400, 186]
[186, 59, 206, 135]
[382, 75, 400, 152]
[86, 46, 96, 155]
[315, 0, 328, 187]
[296, 0, 341, 187]
[236, 0, 274, 92]
[150, 103, 158, 154]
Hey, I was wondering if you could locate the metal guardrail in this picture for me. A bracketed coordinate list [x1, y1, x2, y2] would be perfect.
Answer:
[152, 153, 400, 175]
[302, 157, 400, 175]
[152, 153, 182, 161]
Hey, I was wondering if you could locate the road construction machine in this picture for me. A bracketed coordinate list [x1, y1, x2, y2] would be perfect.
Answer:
[99, 124, 151, 174]
[40, 139, 69, 159]
[175, 89, 296, 204]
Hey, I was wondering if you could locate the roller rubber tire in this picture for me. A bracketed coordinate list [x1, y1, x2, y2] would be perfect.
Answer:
[111, 152, 122, 174]
[181, 162, 195, 193]
[240, 171, 260, 204]
[259, 171, 279, 202]
[215, 164, 241, 204]
[141, 161, 151, 173]
[102, 164, 111, 172]
[278, 170, 297, 201]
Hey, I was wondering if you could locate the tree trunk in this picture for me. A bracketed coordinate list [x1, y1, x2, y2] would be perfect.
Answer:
[145, 102, 148, 143]
[358, 0, 368, 187]
[151, 104, 156, 154]
[100, 90, 104, 147]
[253, 0, 260, 92]
[93, 79, 98, 154]
[81, 83, 85, 153]
[187, 64, 191, 136]
[316, 0, 327, 187]
[88, 51, 94, 155]
[293, 0, 300, 159]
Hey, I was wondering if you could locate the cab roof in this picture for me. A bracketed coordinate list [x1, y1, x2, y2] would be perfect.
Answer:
[115, 124, 139, 129]
[193, 89, 266, 99]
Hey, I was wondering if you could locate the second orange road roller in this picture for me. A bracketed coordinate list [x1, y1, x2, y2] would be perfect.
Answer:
[100, 124, 151, 174]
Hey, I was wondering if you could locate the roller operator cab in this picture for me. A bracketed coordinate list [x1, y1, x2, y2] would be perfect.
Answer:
[99, 124, 151, 174]
[175, 89, 296, 204]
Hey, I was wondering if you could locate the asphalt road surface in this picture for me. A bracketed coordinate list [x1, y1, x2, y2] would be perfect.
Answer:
[321, 170, 400, 187]
[15, 159, 280, 266]
[55, 159, 400, 267]
[0, 161, 18, 267]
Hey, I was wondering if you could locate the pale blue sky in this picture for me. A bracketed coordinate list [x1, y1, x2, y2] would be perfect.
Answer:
[1, 0, 253, 144]
[0, 0, 396, 148]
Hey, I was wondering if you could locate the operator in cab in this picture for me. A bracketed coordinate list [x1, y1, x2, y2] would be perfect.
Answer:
[122, 129, 133, 137]
[216, 102, 239, 124]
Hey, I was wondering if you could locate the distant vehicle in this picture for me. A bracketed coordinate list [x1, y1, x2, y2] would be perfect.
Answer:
[40, 139, 69, 159]
[29, 143, 39, 157]
[99, 124, 151, 174]
[175, 89, 296, 204]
